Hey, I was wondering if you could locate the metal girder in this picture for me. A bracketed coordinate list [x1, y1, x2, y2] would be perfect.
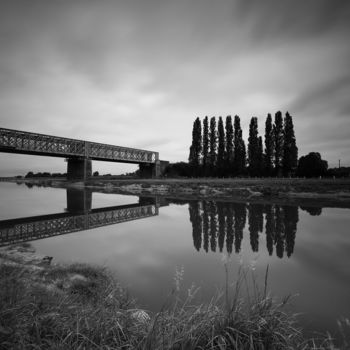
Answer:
[0, 128, 84, 156]
[0, 204, 157, 246]
[88, 142, 157, 163]
[0, 127, 158, 164]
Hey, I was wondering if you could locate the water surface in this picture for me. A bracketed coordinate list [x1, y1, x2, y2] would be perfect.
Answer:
[0, 182, 349, 339]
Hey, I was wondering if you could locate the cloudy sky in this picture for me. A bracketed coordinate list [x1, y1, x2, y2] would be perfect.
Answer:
[1, 0, 350, 176]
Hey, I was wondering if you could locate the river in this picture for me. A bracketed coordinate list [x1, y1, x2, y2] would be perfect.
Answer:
[1, 181, 349, 340]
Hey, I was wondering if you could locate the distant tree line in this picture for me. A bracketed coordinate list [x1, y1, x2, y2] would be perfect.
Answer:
[23, 171, 140, 179]
[327, 166, 350, 178]
[296, 152, 328, 178]
[163, 162, 192, 177]
[25, 172, 67, 178]
[188, 112, 298, 177]
[169, 149, 346, 178]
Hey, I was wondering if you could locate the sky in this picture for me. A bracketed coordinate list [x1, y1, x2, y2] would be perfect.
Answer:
[1, 0, 350, 176]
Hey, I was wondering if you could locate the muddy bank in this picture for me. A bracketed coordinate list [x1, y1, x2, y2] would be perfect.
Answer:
[4, 177, 350, 207]
[80, 178, 350, 207]
[0, 244, 151, 349]
[0, 244, 120, 294]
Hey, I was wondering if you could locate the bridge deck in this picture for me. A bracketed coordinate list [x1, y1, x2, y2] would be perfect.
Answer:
[0, 127, 158, 164]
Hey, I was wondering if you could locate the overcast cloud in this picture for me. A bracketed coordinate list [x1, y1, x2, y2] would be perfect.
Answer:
[1, 0, 350, 175]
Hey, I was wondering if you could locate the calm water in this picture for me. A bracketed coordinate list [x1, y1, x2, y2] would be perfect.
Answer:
[1, 182, 350, 338]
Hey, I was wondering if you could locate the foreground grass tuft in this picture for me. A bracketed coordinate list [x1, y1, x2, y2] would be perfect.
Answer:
[0, 262, 144, 349]
[0, 248, 349, 349]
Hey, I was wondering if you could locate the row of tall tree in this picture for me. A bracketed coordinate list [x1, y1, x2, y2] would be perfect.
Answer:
[188, 112, 298, 177]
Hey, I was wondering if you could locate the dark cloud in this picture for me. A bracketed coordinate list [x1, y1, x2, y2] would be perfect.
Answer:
[0, 0, 350, 174]
[234, 0, 350, 43]
[291, 76, 350, 115]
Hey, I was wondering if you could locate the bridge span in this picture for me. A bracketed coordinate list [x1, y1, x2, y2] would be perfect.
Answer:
[0, 127, 168, 179]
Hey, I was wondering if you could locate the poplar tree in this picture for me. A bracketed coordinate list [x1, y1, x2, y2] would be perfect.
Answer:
[282, 112, 298, 176]
[233, 115, 246, 176]
[257, 136, 264, 175]
[189, 122, 195, 165]
[202, 116, 209, 176]
[188, 117, 202, 176]
[264, 113, 274, 176]
[233, 115, 241, 175]
[273, 111, 284, 176]
[188, 145, 194, 169]
[217, 117, 225, 177]
[209, 117, 217, 176]
[225, 115, 234, 176]
[241, 137, 247, 175]
[248, 117, 259, 176]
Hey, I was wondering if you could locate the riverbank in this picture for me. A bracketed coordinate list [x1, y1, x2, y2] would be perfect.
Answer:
[6, 177, 350, 207]
[0, 244, 348, 349]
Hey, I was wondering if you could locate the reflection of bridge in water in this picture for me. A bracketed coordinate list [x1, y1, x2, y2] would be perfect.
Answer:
[0, 189, 163, 247]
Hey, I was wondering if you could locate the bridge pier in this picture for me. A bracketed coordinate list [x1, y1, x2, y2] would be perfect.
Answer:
[139, 160, 169, 178]
[67, 158, 92, 181]
[139, 161, 160, 178]
[66, 188, 92, 213]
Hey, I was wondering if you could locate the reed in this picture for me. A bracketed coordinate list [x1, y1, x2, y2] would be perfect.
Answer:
[0, 257, 348, 349]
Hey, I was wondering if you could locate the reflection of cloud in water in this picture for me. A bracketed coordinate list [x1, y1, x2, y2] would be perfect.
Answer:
[294, 236, 350, 286]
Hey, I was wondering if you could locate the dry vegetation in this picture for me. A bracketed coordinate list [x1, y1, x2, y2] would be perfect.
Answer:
[1, 245, 349, 349]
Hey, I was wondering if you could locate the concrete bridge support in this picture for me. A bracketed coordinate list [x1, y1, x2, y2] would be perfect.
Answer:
[139, 161, 160, 178]
[139, 160, 169, 178]
[66, 188, 92, 213]
[67, 158, 92, 181]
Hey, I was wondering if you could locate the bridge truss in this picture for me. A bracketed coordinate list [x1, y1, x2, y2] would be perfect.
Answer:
[0, 127, 158, 164]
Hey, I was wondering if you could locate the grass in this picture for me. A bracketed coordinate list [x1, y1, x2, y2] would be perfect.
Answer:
[0, 262, 140, 349]
[0, 254, 349, 349]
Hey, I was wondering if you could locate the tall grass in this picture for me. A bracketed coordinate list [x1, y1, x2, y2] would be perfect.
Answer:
[141, 265, 302, 349]
[0, 257, 349, 349]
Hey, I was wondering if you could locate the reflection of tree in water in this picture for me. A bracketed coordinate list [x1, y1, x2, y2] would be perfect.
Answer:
[202, 201, 209, 252]
[264, 204, 299, 258]
[284, 206, 298, 257]
[300, 206, 322, 216]
[275, 205, 285, 258]
[265, 204, 275, 256]
[248, 204, 264, 252]
[226, 207, 234, 254]
[217, 202, 226, 252]
[189, 201, 298, 258]
[234, 203, 246, 253]
[209, 201, 217, 253]
[189, 201, 202, 251]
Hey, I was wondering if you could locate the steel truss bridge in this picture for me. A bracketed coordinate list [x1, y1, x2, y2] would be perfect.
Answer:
[0, 127, 162, 179]
[0, 202, 158, 247]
